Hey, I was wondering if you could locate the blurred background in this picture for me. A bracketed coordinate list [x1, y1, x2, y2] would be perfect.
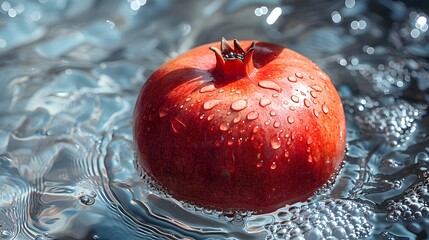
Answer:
[1, 0, 429, 239]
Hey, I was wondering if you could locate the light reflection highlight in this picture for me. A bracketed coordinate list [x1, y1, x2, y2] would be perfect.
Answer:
[254, 6, 268, 17]
[331, 11, 341, 23]
[130, 0, 147, 11]
[351, 20, 367, 30]
[345, 0, 355, 8]
[266, 7, 282, 25]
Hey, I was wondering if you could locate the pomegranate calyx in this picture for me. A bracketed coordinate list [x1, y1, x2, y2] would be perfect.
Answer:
[209, 37, 255, 82]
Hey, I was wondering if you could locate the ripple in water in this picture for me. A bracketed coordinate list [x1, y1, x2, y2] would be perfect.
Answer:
[0, 0, 429, 239]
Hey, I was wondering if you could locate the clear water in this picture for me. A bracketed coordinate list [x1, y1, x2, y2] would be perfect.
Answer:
[1, 0, 429, 239]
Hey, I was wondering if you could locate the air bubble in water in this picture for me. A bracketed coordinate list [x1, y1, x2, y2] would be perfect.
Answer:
[79, 191, 97, 206]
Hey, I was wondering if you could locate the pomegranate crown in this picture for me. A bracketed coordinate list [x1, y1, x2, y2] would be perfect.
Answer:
[209, 37, 256, 81]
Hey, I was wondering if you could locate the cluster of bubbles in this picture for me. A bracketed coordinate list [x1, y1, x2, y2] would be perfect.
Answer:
[395, 11, 429, 50]
[0, 1, 25, 18]
[385, 171, 429, 222]
[181, 201, 254, 226]
[138, 169, 172, 198]
[339, 57, 414, 96]
[344, 97, 424, 146]
[265, 199, 374, 240]
[311, 162, 346, 199]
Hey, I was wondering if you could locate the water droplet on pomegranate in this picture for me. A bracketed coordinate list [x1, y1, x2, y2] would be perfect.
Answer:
[207, 114, 215, 121]
[308, 155, 313, 163]
[309, 76, 315, 80]
[200, 84, 216, 93]
[218, 89, 225, 93]
[270, 110, 276, 116]
[313, 109, 320, 118]
[270, 162, 277, 170]
[227, 139, 234, 145]
[295, 72, 303, 78]
[231, 99, 247, 111]
[289, 106, 296, 111]
[291, 95, 299, 103]
[272, 94, 279, 98]
[256, 161, 264, 168]
[270, 137, 281, 149]
[253, 125, 259, 133]
[310, 90, 317, 98]
[288, 76, 297, 82]
[322, 104, 329, 114]
[185, 97, 192, 102]
[159, 108, 169, 118]
[203, 100, 222, 110]
[287, 116, 294, 124]
[215, 139, 222, 147]
[274, 121, 280, 128]
[259, 98, 272, 107]
[170, 117, 186, 134]
[311, 85, 323, 92]
[258, 80, 282, 92]
[247, 111, 259, 120]
[233, 116, 241, 123]
[304, 99, 311, 108]
[219, 122, 229, 131]
[284, 150, 289, 157]
[264, 120, 271, 125]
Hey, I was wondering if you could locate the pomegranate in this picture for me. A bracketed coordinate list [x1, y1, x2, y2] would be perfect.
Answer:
[133, 38, 346, 213]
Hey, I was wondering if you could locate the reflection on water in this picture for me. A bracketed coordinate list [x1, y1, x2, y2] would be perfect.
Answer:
[1, 0, 429, 239]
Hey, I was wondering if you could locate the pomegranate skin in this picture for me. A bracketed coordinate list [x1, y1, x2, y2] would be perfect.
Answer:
[133, 39, 346, 213]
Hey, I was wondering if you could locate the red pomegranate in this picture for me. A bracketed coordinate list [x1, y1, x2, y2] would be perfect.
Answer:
[133, 38, 346, 213]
